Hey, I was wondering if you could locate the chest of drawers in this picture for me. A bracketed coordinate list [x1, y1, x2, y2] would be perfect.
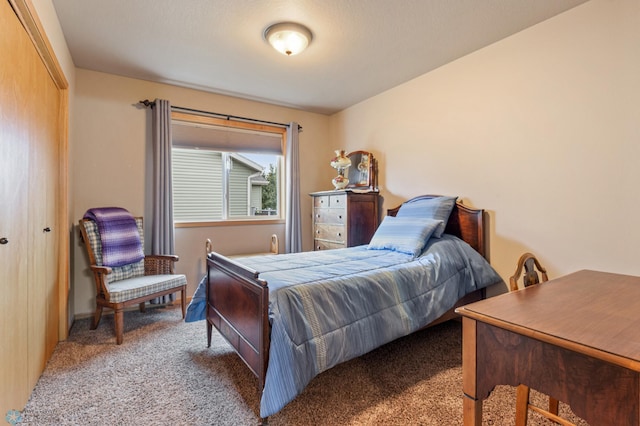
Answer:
[310, 190, 380, 251]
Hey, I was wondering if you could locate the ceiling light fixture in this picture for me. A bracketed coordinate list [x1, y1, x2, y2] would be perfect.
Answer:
[264, 22, 312, 56]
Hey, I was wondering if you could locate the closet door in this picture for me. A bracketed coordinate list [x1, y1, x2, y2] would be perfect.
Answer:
[0, 0, 33, 412]
[0, 0, 62, 414]
[27, 65, 60, 389]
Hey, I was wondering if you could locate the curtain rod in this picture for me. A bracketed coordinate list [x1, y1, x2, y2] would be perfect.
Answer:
[138, 99, 302, 131]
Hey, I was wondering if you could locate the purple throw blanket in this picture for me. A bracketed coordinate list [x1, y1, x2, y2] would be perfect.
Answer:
[84, 207, 145, 267]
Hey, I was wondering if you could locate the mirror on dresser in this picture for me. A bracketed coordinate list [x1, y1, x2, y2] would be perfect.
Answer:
[346, 151, 377, 190]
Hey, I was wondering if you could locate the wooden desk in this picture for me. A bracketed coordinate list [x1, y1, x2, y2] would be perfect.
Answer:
[456, 270, 640, 425]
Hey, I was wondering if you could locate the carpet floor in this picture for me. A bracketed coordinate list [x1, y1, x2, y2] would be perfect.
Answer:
[20, 306, 588, 425]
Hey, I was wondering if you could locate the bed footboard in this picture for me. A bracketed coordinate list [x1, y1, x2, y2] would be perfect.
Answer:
[206, 252, 270, 390]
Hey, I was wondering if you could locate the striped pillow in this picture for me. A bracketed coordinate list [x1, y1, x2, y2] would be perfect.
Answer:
[395, 196, 457, 238]
[367, 216, 443, 257]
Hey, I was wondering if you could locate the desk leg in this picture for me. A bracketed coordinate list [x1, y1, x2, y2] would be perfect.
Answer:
[462, 394, 482, 426]
[461, 317, 482, 426]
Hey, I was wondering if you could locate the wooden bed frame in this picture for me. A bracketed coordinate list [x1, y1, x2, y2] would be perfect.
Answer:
[205, 195, 488, 402]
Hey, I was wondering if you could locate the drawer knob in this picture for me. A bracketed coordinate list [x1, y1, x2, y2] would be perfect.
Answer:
[337, 232, 342, 237]
[316, 230, 320, 234]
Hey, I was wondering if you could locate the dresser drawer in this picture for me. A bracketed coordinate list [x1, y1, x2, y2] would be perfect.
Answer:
[314, 208, 346, 224]
[314, 239, 346, 251]
[314, 224, 346, 243]
[313, 193, 346, 208]
[329, 193, 346, 207]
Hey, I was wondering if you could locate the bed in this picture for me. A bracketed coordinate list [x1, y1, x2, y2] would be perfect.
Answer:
[203, 195, 503, 421]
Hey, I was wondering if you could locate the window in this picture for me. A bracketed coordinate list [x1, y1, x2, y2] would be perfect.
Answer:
[170, 112, 286, 223]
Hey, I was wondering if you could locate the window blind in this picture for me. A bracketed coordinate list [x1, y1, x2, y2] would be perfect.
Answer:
[172, 121, 283, 154]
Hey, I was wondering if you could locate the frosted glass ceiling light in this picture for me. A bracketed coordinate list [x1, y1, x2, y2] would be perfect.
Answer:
[264, 22, 312, 56]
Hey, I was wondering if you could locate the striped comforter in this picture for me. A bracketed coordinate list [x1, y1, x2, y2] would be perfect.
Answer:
[233, 235, 503, 417]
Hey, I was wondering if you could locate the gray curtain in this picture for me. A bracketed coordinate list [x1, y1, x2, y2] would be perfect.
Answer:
[151, 99, 175, 303]
[285, 122, 302, 253]
[151, 99, 175, 255]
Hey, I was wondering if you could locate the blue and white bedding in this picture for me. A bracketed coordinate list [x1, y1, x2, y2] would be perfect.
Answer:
[222, 234, 502, 417]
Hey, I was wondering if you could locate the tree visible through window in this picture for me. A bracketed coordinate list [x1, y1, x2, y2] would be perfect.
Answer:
[262, 163, 278, 212]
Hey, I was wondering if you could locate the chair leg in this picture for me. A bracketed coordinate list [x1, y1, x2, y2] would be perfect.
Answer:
[114, 308, 124, 345]
[515, 384, 531, 426]
[91, 305, 103, 330]
[139, 302, 146, 313]
[549, 397, 560, 419]
[180, 288, 186, 319]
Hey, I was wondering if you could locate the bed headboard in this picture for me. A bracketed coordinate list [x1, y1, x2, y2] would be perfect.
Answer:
[387, 195, 487, 259]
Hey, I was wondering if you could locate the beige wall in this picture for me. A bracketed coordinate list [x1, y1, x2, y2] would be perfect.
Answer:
[41, 0, 640, 316]
[330, 0, 640, 293]
[70, 69, 331, 316]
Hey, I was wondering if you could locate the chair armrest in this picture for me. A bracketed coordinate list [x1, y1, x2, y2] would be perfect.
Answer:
[145, 255, 179, 275]
[147, 254, 179, 262]
[90, 265, 113, 275]
[89, 265, 113, 298]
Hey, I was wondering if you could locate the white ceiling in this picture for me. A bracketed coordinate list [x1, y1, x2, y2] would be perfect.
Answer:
[52, 0, 589, 115]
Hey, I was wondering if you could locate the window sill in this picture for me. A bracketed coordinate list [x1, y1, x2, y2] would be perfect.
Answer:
[175, 218, 285, 228]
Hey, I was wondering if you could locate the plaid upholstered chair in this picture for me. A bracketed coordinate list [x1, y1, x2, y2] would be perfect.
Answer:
[79, 214, 186, 344]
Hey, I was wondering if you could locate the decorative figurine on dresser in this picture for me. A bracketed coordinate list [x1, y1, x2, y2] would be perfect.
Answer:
[311, 150, 379, 251]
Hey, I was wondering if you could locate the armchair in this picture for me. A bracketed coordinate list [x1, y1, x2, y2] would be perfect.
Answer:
[79, 214, 186, 344]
